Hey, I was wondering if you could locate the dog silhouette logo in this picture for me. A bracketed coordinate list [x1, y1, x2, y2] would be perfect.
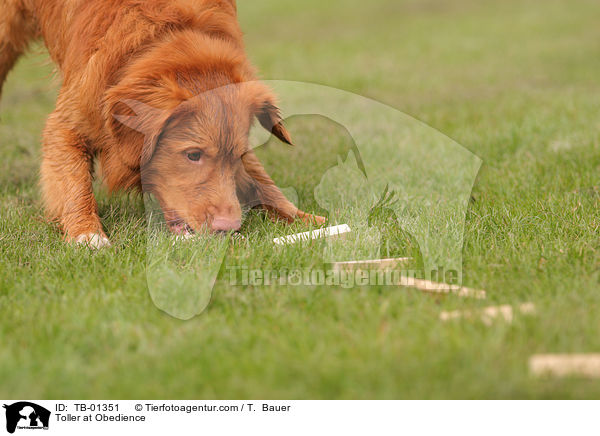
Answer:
[133, 80, 481, 319]
[3, 402, 50, 434]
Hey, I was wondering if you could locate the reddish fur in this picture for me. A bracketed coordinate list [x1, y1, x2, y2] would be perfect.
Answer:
[0, 0, 324, 241]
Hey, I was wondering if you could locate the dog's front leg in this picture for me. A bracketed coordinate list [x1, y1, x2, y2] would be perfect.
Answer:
[239, 151, 326, 225]
[40, 112, 110, 248]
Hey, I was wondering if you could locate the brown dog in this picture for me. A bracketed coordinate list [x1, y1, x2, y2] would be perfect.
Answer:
[0, 0, 324, 247]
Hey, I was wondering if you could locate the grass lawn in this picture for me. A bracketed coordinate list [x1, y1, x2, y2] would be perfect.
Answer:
[1, 0, 599, 398]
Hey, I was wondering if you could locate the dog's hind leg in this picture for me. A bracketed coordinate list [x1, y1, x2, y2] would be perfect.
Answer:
[0, 0, 38, 99]
[41, 110, 110, 248]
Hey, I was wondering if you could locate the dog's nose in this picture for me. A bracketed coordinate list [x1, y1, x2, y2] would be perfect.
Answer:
[211, 217, 241, 231]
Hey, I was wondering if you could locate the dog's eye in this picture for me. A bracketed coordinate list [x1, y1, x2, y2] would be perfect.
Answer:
[186, 151, 203, 162]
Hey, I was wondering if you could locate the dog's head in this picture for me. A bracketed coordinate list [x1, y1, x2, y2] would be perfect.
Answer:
[107, 81, 291, 234]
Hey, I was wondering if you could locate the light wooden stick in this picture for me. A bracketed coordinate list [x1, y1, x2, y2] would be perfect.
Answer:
[440, 302, 535, 324]
[398, 276, 486, 299]
[331, 257, 412, 271]
[530, 354, 600, 378]
[273, 224, 351, 245]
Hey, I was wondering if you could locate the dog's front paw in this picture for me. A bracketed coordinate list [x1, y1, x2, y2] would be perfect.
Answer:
[74, 232, 111, 249]
[296, 210, 327, 226]
[174, 231, 195, 243]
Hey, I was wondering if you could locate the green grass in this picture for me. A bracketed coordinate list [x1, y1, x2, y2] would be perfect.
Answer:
[1, 0, 599, 398]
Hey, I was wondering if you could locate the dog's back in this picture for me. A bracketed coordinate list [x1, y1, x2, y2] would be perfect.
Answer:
[0, 0, 239, 98]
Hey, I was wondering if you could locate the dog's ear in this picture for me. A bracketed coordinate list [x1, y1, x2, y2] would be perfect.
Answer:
[250, 85, 293, 145]
[104, 76, 191, 167]
[110, 99, 173, 166]
[256, 101, 293, 145]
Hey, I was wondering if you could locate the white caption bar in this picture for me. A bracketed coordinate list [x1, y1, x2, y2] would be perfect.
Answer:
[1, 400, 597, 436]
